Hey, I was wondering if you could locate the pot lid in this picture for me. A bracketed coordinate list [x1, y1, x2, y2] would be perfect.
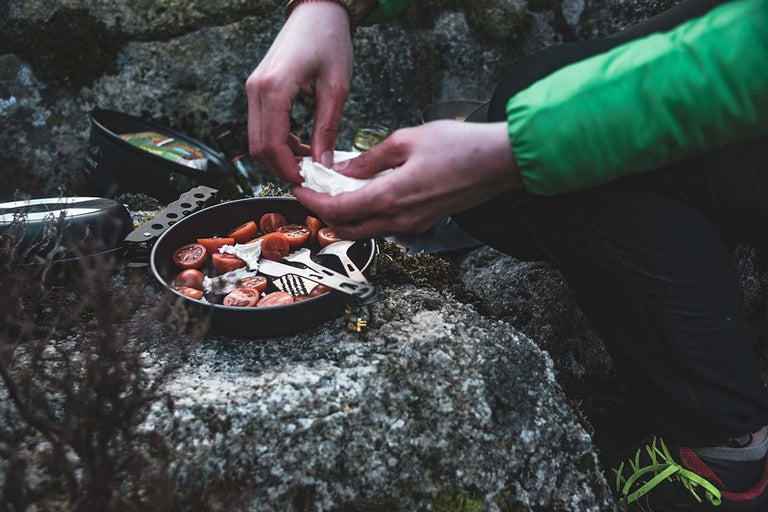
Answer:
[0, 196, 133, 263]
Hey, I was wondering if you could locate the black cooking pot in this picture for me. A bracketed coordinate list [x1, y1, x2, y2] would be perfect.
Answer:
[149, 196, 378, 338]
[84, 108, 239, 203]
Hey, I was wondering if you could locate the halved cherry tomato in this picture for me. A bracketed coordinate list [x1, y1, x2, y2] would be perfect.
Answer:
[174, 268, 205, 290]
[317, 227, 342, 247]
[259, 212, 287, 234]
[236, 275, 268, 293]
[223, 287, 261, 307]
[309, 284, 333, 297]
[173, 243, 207, 269]
[277, 224, 310, 248]
[305, 215, 323, 244]
[173, 286, 204, 300]
[197, 237, 235, 254]
[257, 291, 294, 307]
[256, 232, 290, 261]
[228, 221, 259, 244]
[212, 252, 246, 273]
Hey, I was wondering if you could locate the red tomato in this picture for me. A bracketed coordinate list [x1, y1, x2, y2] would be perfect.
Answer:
[228, 221, 259, 244]
[173, 243, 207, 269]
[197, 237, 235, 254]
[174, 268, 205, 290]
[223, 287, 261, 307]
[257, 291, 294, 307]
[257, 232, 290, 261]
[305, 215, 323, 244]
[317, 228, 342, 247]
[236, 275, 268, 293]
[294, 295, 313, 302]
[259, 212, 287, 234]
[309, 284, 333, 297]
[173, 286, 204, 300]
[212, 252, 246, 273]
[277, 224, 310, 248]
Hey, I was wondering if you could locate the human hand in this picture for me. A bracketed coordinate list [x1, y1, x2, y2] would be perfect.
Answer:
[293, 121, 522, 239]
[246, 2, 354, 183]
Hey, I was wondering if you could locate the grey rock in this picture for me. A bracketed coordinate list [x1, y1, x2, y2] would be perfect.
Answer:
[458, 244, 768, 453]
[0, 53, 89, 198]
[459, 247, 610, 384]
[143, 283, 615, 511]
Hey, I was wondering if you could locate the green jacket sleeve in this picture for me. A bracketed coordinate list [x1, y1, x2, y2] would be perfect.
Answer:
[360, 0, 412, 25]
[506, 0, 768, 196]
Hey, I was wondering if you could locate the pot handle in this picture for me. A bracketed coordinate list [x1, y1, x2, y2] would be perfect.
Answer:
[124, 185, 219, 266]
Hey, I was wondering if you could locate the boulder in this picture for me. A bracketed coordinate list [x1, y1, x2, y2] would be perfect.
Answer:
[143, 282, 615, 511]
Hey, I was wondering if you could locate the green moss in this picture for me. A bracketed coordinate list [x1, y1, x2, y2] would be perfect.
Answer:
[433, 490, 484, 512]
[375, 242, 492, 315]
[259, 180, 293, 198]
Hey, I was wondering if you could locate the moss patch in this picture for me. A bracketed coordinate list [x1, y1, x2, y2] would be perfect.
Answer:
[375, 242, 492, 315]
[433, 490, 484, 512]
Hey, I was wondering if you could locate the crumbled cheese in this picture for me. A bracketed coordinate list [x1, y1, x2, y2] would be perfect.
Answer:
[219, 240, 262, 270]
[202, 267, 258, 295]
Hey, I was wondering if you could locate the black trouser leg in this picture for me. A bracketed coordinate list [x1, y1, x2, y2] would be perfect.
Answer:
[491, 176, 768, 445]
[453, 0, 768, 445]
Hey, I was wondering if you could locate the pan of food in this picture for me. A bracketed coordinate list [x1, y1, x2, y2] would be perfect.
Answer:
[148, 192, 379, 337]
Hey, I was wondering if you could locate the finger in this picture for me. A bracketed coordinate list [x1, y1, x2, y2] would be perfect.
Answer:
[293, 184, 381, 227]
[333, 133, 407, 179]
[331, 216, 394, 240]
[311, 76, 350, 167]
[287, 133, 311, 157]
[294, 186, 389, 238]
[247, 81, 303, 183]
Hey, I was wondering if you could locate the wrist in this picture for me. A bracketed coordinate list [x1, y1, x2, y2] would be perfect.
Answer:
[284, 0, 359, 38]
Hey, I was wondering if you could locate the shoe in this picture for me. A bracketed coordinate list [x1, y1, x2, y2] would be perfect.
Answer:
[609, 436, 768, 511]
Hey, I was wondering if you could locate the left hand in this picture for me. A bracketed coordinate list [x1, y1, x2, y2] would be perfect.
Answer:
[293, 120, 522, 239]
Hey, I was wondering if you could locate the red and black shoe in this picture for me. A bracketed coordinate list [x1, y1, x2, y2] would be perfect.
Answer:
[609, 436, 768, 511]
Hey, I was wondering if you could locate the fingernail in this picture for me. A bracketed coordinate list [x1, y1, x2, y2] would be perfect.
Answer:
[320, 151, 333, 168]
[334, 158, 350, 171]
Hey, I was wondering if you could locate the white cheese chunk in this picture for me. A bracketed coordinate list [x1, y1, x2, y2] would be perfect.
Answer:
[299, 150, 391, 196]
[202, 267, 258, 295]
[219, 240, 262, 271]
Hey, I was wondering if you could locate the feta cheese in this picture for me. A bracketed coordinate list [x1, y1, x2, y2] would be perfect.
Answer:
[219, 240, 262, 270]
[202, 267, 258, 295]
[299, 150, 391, 196]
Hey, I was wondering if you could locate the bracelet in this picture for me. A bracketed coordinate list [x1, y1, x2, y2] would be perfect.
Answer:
[284, 0, 358, 38]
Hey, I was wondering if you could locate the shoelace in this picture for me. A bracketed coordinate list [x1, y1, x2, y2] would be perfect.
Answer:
[613, 437, 723, 507]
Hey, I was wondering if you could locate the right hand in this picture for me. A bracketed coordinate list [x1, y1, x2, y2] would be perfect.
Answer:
[293, 121, 521, 239]
[246, 2, 354, 183]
